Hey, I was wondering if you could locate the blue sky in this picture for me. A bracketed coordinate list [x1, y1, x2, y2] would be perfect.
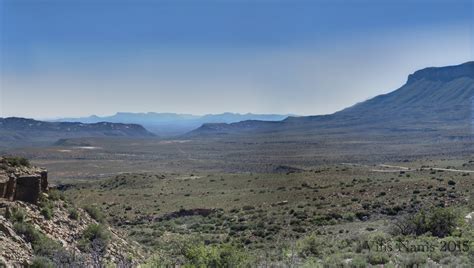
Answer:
[1, 0, 473, 118]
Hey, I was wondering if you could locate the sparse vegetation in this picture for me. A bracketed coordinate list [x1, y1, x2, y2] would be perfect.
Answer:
[83, 205, 106, 223]
[61, 160, 473, 265]
[2, 156, 30, 167]
[79, 224, 110, 253]
[30, 256, 54, 268]
[68, 208, 80, 220]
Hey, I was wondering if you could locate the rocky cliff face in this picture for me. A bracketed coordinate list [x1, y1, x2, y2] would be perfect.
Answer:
[0, 157, 47, 204]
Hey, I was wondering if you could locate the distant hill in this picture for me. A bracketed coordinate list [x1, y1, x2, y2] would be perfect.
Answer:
[0, 117, 154, 148]
[55, 112, 293, 136]
[188, 62, 474, 137]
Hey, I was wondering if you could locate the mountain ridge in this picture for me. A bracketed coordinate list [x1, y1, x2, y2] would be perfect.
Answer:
[54, 112, 294, 136]
[188, 61, 474, 137]
[0, 118, 155, 148]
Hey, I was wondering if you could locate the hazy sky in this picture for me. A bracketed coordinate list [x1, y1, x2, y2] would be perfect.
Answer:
[1, 0, 473, 118]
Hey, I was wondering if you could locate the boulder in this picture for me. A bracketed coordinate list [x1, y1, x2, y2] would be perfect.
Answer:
[0, 159, 48, 204]
[14, 175, 42, 204]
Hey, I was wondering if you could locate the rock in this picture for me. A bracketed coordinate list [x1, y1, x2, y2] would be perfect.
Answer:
[40, 170, 48, 192]
[465, 212, 474, 222]
[0, 158, 48, 204]
[0, 174, 7, 198]
[273, 200, 289, 206]
[15, 175, 42, 203]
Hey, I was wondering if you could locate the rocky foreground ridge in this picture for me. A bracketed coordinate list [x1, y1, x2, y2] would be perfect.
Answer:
[0, 157, 143, 267]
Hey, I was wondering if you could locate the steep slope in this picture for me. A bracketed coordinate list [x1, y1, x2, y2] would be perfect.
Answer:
[325, 62, 474, 125]
[0, 118, 155, 148]
[189, 62, 474, 136]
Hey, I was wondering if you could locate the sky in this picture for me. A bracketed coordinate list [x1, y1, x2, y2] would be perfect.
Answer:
[0, 0, 473, 118]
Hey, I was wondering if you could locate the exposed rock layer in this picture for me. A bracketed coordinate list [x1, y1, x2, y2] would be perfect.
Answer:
[0, 158, 47, 204]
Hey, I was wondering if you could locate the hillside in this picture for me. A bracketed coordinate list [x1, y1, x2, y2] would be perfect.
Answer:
[189, 62, 474, 137]
[0, 118, 155, 149]
[0, 157, 143, 266]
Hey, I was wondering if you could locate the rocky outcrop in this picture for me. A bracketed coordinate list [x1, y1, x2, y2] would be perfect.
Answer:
[0, 157, 143, 266]
[0, 157, 48, 204]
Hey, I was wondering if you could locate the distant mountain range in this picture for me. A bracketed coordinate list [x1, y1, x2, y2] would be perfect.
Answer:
[54, 113, 294, 136]
[189, 61, 474, 137]
[0, 118, 154, 149]
[2, 62, 472, 150]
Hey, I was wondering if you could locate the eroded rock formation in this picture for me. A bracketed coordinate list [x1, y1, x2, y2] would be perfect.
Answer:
[0, 157, 48, 204]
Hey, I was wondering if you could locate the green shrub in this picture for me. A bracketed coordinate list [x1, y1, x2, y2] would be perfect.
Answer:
[367, 252, 389, 265]
[399, 253, 427, 267]
[183, 243, 249, 267]
[7, 207, 26, 223]
[83, 205, 106, 223]
[30, 257, 54, 268]
[38, 196, 54, 220]
[47, 189, 64, 201]
[41, 207, 53, 220]
[14, 222, 42, 243]
[33, 236, 64, 258]
[68, 208, 80, 220]
[298, 234, 327, 258]
[79, 224, 110, 252]
[411, 208, 458, 238]
[322, 254, 345, 267]
[350, 255, 368, 268]
[3, 156, 30, 167]
[14, 222, 65, 258]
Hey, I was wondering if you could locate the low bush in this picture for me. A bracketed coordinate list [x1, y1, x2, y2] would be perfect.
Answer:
[41, 207, 53, 220]
[183, 242, 250, 267]
[7, 207, 26, 223]
[3, 156, 30, 167]
[14, 222, 67, 259]
[399, 253, 427, 267]
[366, 252, 389, 265]
[411, 208, 458, 238]
[38, 196, 54, 220]
[350, 255, 368, 268]
[47, 189, 65, 201]
[297, 234, 327, 258]
[30, 257, 54, 268]
[68, 208, 80, 220]
[393, 207, 459, 238]
[14, 222, 42, 243]
[83, 205, 106, 223]
[79, 224, 110, 253]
